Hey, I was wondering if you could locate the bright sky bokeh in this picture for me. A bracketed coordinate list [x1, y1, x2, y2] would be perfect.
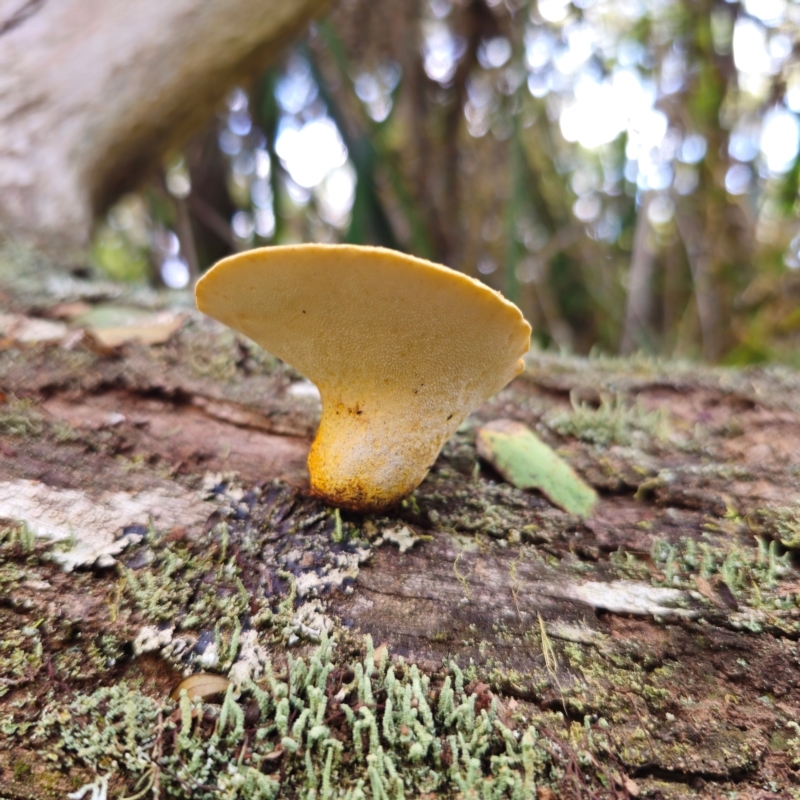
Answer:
[143, 0, 800, 288]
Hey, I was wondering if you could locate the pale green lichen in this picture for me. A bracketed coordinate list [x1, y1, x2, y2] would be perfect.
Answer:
[646, 532, 793, 606]
[29, 634, 565, 799]
[0, 623, 43, 698]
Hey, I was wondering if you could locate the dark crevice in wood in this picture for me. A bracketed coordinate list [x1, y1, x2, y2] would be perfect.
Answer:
[630, 763, 755, 785]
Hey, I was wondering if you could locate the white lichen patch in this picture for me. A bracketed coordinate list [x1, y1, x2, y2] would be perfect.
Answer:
[289, 601, 333, 643]
[294, 572, 320, 599]
[377, 525, 419, 553]
[228, 629, 270, 686]
[0, 479, 215, 571]
[133, 625, 175, 656]
[546, 579, 698, 618]
[295, 550, 367, 598]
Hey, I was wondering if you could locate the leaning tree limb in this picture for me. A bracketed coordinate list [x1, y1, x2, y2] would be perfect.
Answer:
[0, 0, 331, 255]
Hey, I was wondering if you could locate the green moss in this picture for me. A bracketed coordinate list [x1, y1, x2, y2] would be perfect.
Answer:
[421, 470, 569, 542]
[546, 393, 670, 449]
[0, 624, 43, 698]
[0, 394, 79, 446]
[12, 759, 32, 780]
[185, 326, 244, 382]
[576, 662, 671, 722]
[0, 396, 45, 437]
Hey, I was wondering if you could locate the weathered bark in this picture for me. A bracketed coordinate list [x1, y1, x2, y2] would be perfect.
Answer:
[3, 250, 800, 798]
[0, 0, 331, 254]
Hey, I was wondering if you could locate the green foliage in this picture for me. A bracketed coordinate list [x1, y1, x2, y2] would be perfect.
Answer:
[91, 222, 150, 284]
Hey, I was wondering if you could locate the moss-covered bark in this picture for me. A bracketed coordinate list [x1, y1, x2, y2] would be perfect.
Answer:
[2, 248, 800, 798]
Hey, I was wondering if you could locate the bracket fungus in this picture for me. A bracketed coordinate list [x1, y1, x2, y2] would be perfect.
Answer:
[196, 244, 531, 511]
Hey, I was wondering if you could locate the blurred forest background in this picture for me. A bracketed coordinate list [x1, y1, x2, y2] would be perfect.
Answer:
[91, 0, 800, 365]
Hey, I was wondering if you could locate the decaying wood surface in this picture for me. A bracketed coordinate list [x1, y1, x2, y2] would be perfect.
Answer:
[0, 0, 331, 252]
[2, 249, 800, 798]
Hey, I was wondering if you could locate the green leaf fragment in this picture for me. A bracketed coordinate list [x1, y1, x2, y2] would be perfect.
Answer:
[476, 419, 597, 518]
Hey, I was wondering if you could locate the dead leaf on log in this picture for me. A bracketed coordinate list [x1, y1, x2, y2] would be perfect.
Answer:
[170, 673, 231, 702]
[80, 310, 184, 348]
[476, 419, 597, 517]
[712, 576, 740, 610]
[0, 305, 183, 348]
[0, 311, 68, 343]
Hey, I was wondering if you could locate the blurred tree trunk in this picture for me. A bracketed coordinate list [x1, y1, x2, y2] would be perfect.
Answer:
[185, 126, 238, 269]
[671, 0, 754, 361]
[0, 0, 331, 256]
[620, 192, 656, 355]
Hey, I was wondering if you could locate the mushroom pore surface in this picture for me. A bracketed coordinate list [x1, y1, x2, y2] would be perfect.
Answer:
[195, 244, 531, 511]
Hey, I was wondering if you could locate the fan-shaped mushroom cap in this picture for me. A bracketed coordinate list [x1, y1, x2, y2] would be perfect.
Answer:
[196, 244, 530, 511]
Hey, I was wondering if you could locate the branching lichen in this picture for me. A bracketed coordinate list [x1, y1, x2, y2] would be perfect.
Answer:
[29, 634, 572, 799]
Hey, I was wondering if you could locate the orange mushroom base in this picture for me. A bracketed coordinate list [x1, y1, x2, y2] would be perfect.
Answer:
[306, 394, 469, 512]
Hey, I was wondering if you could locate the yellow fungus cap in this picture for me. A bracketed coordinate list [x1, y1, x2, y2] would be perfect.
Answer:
[195, 244, 531, 511]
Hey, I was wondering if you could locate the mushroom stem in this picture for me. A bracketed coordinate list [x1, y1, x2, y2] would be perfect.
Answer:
[308, 394, 461, 511]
